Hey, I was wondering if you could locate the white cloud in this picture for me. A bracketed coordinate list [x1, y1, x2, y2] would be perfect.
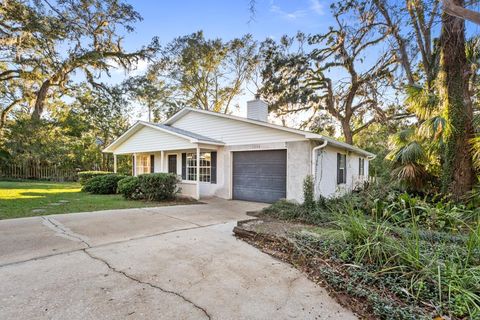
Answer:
[129, 59, 149, 76]
[270, 3, 307, 20]
[309, 0, 324, 15]
[109, 58, 149, 76]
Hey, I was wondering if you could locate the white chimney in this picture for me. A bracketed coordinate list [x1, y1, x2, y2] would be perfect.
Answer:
[247, 95, 268, 122]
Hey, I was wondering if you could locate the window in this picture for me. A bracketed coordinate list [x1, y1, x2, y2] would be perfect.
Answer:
[359, 158, 365, 176]
[337, 153, 347, 184]
[186, 152, 211, 182]
[136, 155, 151, 175]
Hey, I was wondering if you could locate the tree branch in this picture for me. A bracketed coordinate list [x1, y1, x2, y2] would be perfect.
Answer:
[443, 0, 480, 25]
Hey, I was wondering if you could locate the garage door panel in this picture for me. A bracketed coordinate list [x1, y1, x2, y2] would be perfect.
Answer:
[233, 164, 286, 175]
[232, 150, 286, 203]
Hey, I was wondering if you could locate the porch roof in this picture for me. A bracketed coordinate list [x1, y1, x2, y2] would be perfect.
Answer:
[103, 121, 224, 154]
[152, 124, 223, 144]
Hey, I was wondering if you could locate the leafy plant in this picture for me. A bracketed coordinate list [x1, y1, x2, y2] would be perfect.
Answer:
[138, 173, 180, 201]
[302, 175, 315, 210]
[82, 174, 126, 194]
[77, 171, 113, 185]
[117, 176, 141, 199]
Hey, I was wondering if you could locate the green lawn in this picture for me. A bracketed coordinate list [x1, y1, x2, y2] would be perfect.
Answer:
[0, 180, 192, 220]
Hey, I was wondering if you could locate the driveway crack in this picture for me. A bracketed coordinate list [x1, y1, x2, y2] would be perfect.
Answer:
[41, 216, 91, 248]
[83, 249, 211, 320]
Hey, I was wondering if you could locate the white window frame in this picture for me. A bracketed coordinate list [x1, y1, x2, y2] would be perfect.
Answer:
[337, 153, 347, 185]
[136, 154, 151, 175]
[359, 158, 365, 176]
[186, 152, 211, 182]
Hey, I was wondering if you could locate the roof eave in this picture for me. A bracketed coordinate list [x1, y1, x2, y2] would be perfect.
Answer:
[307, 135, 375, 157]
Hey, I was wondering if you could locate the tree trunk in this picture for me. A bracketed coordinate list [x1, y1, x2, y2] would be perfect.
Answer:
[342, 121, 354, 145]
[31, 80, 51, 120]
[0, 99, 20, 129]
[439, 0, 475, 198]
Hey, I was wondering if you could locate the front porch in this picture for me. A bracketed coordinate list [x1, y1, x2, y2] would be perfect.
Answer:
[103, 121, 226, 200]
[112, 144, 220, 200]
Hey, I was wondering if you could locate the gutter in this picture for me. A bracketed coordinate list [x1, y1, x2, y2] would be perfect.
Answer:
[311, 140, 328, 181]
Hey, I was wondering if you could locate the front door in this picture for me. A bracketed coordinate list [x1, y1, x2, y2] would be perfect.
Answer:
[168, 155, 177, 174]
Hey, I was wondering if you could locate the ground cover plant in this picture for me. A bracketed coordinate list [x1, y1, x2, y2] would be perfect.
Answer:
[0, 180, 193, 219]
[254, 179, 480, 319]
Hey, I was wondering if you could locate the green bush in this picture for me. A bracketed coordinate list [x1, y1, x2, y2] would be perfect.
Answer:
[302, 175, 316, 210]
[82, 174, 125, 194]
[117, 176, 142, 199]
[77, 171, 113, 185]
[138, 173, 180, 201]
[263, 199, 305, 220]
[262, 199, 334, 225]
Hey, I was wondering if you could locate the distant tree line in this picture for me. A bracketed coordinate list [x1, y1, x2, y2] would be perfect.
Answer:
[0, 0, 478, 199]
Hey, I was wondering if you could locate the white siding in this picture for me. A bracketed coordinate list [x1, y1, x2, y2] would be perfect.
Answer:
[113, 126, 193, 154]
[172, 112, 305, 145]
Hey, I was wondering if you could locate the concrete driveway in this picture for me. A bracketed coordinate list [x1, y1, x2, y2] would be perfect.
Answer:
[0, 198, 356, 320]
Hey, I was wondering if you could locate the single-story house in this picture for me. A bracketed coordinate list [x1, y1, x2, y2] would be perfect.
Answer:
[103, 98, 375, 203]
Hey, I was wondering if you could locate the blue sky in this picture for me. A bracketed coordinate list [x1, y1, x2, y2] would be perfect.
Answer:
[113, 1, 480, 123]
[111, 0, 336, 120]
[125, 0, 332, 50]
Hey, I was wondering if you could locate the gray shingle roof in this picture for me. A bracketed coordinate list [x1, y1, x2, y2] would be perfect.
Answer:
[152, 123, 224, 144]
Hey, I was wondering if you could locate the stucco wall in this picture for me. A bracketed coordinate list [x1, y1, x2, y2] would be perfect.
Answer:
[314, 145, 369, 199]
[131, 142, 369, 202]
[179, 182, 196, 198]
[286, 141, 312, 203]
[215, 142, 288, 200]
[211, 141, 312, 203]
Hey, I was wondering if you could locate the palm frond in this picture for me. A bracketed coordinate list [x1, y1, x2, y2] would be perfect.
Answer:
[418, 116, 446, 143]
[391, 162, 428, 190]
[472, 136, 480, 170]
[405, 85, 439, 121]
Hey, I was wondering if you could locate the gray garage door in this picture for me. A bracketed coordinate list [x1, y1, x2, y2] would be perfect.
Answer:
[232, 150, 286, 203]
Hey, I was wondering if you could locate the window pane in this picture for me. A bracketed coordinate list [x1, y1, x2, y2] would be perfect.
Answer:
[184, 152, 211, 182]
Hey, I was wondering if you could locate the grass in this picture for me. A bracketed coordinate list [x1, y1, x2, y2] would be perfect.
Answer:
[0, 180, 193, 220]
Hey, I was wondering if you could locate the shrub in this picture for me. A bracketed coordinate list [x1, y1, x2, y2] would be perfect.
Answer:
[138, 173, 179, 201]
[117, 176, 142, 199]
[78, 171, 113, 185]
[82, 174, 125, 194]
[303, 175, 316, 210]
[263, 199, 305, 220]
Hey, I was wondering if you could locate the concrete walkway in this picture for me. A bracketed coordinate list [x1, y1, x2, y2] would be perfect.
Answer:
[0, 198, 357, 320]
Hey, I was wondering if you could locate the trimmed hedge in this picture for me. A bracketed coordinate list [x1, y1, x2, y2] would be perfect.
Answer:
[78, 171, 113, 185]
[117, 173, 179, 200]
[117, 176, 142, 199]
[82, 174, 126, 194]
[138, 173, 180, 201]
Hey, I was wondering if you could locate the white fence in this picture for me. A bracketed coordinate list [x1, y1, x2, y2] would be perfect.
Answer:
[0, 164, 77, 181]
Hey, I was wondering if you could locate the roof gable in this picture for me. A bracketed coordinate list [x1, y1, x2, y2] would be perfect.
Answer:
[165, 108, 375, 157]
[169, 110, 307, 146]
[103, 121, 224, 153]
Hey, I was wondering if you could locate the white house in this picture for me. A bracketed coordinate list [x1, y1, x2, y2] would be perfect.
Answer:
[103, 98, 375, 203]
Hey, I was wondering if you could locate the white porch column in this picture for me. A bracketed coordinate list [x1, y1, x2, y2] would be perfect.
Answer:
[196, 145, 200, 200]
[160, 150, 164, 173]
[113, 154, 117, 173]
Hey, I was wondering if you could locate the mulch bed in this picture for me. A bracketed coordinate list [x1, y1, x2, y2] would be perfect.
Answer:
[233, 218, 385, 320]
